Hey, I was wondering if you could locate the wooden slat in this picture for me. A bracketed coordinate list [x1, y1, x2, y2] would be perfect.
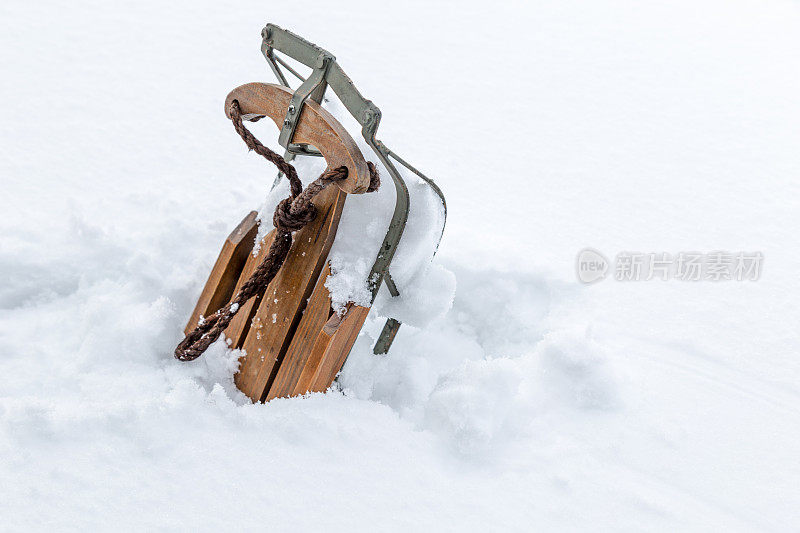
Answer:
[184, 211, 258, 335]
[309, 305, 370, 393]
[291, 326, 335, 396]
[223, 231, 276, 348]
[264, 264, 333, 401]
[292, 304, 370, 396]
[235, 186, 346, 402]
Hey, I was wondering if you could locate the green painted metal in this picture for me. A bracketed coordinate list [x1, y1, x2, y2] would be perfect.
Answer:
[260, 23, 447, 355]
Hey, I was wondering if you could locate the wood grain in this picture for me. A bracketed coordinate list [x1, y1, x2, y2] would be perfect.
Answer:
[264, 264, 333, 401]
[184, 211, 258, 335]
[292, 304, 371, 396]
[235, 186, 346, 402]
[309, 305, 370, 393]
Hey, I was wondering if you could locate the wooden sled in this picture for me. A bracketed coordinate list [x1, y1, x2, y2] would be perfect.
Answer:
[182, 25, 446, 403]
[185, 82, 371, 402]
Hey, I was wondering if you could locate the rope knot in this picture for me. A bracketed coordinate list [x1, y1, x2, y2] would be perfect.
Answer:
[273, 197, 316, 232]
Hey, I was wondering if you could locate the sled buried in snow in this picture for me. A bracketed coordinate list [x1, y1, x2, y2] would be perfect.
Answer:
[178, 24, 446, 403]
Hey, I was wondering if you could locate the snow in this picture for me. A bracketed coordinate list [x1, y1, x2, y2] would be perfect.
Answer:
[2, 0, 800, 530]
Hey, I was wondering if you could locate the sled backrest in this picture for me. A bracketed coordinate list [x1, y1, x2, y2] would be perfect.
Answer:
[224, 83, 372, 194]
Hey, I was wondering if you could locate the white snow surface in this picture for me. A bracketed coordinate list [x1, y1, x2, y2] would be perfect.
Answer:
[2, 0, 800, 530]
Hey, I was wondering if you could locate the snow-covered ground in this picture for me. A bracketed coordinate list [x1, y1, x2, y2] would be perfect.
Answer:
[2, 0, 799, 530]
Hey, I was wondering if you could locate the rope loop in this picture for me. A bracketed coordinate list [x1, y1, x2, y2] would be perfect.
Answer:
[274, 197, 315, 232]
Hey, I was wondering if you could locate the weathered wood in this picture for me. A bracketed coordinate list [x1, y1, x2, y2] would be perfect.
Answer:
[309, 305, 370, 393]
[292, 324, 336, 397]
[184, 211, 258, 335]
[223, 231, 276, 348]
[264, 264, 333, 401]
[292, 304, 371, 396]
[225, 82, 371, 194]
[235, 187, 346, 402]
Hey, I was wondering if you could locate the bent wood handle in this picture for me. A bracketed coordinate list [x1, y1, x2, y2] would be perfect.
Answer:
[224, 82, 371, 194]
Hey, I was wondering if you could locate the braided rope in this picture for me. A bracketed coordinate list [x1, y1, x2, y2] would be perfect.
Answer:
[174, 100, 379, 361]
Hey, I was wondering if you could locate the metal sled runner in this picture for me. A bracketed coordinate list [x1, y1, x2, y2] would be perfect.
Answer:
[182, 24, 446, 403]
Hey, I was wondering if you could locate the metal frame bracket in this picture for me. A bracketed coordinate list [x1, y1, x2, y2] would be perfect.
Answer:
[260, 23, 447, 355]
[277, 52, 333, 153]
